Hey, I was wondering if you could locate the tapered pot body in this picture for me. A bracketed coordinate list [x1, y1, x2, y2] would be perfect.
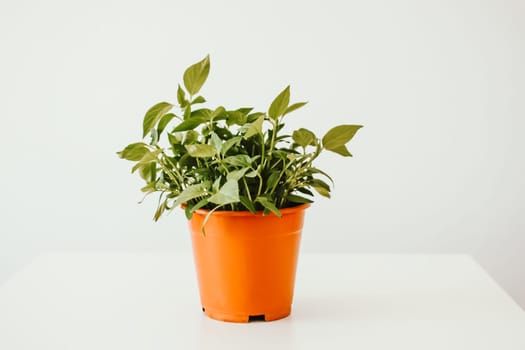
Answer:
[188, 204, 309, 323]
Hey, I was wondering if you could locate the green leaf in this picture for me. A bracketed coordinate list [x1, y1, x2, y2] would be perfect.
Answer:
[223, 155, 252, 167]
[213, 126, 233, 139]
[210, 106, 227, 120]
[227, 167, 250, 181]
[208, 179, 239, 205]
[117, 142, 150, 161]
[247, 112, 265, 123]
[142, 102, 173, 138]
[255, 197, 282, 217]
[292, 128, 316, 148]
[221, 136, 242, 155]
[171, 143, 185, 155]
[237, 107, 253, 115]
[132, 149, 161, 167]
[311, 178, 331, 198]
[172, 117, 208, 132]
[245, 115, 265, 138]
[308, 167, 334, 184]
[209, 132, 222, 153]
[153, 199, 167, 221]
[191, 96, 206, 105]
[329, 144, 352, 157]
[185, 144, 217, 158]
[157, 113, 175, 136]
[183, 55, 210, 95]
[268, 85, 290, 120]
[226, 110, 247, 126]
[150, 164, 159, 183]
[173, 184, 207, 207]
[168, 132, 182, 145]
[296, 187, 314, 196]
[212, 177, 222, 192]
[284, 102, 307, 116]
[312, 178, 330, 191]
[266, 171, 281, 190]
[138, 162, 156, 182]
[155, 176, 169, 191]
[239, 196, 256, 214]
[140, 181, 156, 194]
[179, 153, 195, 168]
[312, 185, 331, 198]
[287, 194, 313, 204]
[190, 108, 212, 119]
[195, 167, 212, 179]
[131, 162, 142, 174]
[322, 125, 363, 151]
[245, 169, 258, 178]
[185, 198, 208, 219]
[286, 153, 302, 161]
[183, 104, 191, 119]
[177, 84, 188, 108]
[184, 130, 199, 144]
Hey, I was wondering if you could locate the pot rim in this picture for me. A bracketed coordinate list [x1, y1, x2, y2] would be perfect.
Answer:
[186, 203, 310, 217]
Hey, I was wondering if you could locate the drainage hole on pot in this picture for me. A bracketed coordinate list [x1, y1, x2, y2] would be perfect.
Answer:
[248, 315, 265, 322]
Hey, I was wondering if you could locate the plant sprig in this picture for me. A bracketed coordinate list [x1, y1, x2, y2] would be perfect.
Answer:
[118, 55, 362, 220]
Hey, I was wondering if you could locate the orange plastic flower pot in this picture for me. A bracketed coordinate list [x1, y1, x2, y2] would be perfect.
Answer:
[188, 204, 309, 323]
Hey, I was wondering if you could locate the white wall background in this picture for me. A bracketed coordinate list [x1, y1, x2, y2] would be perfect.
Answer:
[1, 0, 524, 307]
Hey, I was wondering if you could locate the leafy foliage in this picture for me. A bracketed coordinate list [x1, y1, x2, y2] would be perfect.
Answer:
[118, 55, 362, 220]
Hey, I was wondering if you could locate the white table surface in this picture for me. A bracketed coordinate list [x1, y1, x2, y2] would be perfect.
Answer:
[0, 252, 524, 350]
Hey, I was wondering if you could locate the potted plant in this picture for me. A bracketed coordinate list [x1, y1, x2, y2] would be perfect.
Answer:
[117, 55, 362, 322]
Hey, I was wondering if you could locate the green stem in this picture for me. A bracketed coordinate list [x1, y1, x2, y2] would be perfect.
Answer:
[260, 132, 266, 171]
[243, 178, 252, 201]
[158, 159, 181, 187]
[267, 118, 278, 160]
[268, 159, 289, 195]
[261, 118, 280, 179]
[277, 146, 322, 207]
[161, 151, 184, 180]
[256, 172, 264, 198]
